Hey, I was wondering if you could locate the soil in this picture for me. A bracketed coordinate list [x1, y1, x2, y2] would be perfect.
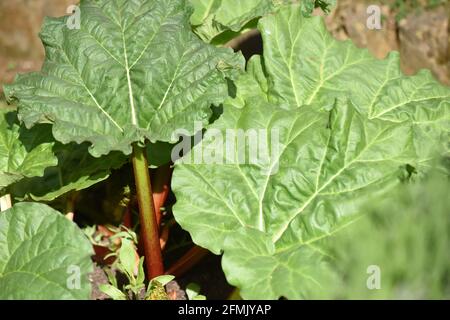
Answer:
[90, 252, 232, 300]
[90, 263, 110, 300]
[166, 281, 187, 300]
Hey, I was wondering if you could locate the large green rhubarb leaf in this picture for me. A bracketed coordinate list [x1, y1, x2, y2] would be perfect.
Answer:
[4, 0, 244, 157]
[0, 108, 57, 191]
[172, 6, 450, 299]
[0, 202, 94, 299]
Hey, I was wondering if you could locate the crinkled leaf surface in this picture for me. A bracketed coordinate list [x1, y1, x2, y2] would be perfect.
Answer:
[189, 0, 336, 43]
[0, 202, 94, 299]
[4, 0, 244, 157]
[190, 0, 275, 43]
[0, 108, 57, 191]
[9, 142, 127, 201]
[172, 7, 450, 299]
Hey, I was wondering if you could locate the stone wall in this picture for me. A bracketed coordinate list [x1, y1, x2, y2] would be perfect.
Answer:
[323, 0, 449, 85]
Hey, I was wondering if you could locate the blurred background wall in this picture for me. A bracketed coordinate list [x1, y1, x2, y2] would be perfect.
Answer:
[324, 0, 449, 85]
[0, 0, 77, 91]
[0, 0, 448, 97]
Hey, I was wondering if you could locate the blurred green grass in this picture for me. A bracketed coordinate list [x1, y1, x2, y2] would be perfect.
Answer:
[325, 166, 450, 299]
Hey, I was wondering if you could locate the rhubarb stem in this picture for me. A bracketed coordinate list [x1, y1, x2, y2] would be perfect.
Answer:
[152, 163, 173, 226]
[132, 144, 164, 278]
[165, 246, 209, 278]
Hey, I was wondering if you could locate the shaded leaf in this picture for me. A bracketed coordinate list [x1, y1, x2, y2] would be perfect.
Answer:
[0, 108, 57, 191]
[190, 0, 275, 43]
[9, 142, 126, 201]
[189, 0, 336, 43]
[186, 282, 207, 300]
[99, 284, 127, 300]
[151, 275, 175, 287]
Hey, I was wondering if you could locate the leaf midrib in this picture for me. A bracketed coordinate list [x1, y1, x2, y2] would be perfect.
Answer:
[271, 125, 394, 243]
[74, 1, 174, 130]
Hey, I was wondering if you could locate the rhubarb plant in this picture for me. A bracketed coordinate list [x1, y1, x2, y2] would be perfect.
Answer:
[0, 0, 448, 300]
[4, 0, 243, 157]
[172, 6, 450, 299]
[4, 0, 244, 279]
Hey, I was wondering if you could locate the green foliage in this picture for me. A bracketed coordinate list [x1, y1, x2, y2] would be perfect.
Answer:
[0, 109, 57, 192]
[0, 0, 448, 301]
[190, 0, 276, 43]
[189, 0, 336, 43]
[301, 0, 336, 15]
[0, 203, 94, 299]
[146, 275, 175, 300]
[172, 5, 449, 299]
[99, 228, 175, 300]
[1, 0, 244, 299]
[9, 142, 126, 201]
[4, 0, 244, 158]
[0, 110, 126, 201]
[325, 170, 450, 299]
[186, 283, 207, 300]
[100, 229, 145, 299]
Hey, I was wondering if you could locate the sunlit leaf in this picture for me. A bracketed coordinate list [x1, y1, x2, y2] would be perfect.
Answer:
[173, 6, 450, 299]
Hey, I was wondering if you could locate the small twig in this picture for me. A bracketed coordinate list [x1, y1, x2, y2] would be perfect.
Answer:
[160, 219, 176, 250]
[165, 246, 209, 278]
[65, 192, 78, 221]
[152, 163, 173, 226]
